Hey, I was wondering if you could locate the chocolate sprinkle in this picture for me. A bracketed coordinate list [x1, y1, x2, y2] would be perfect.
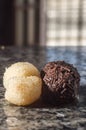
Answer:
[41, 61, 80, 105]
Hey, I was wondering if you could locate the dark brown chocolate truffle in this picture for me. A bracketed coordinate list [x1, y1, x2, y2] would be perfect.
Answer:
[41, 61, 80, 105]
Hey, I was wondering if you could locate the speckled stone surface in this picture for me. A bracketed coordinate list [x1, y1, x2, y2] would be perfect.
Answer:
[0, 46, 86, 130]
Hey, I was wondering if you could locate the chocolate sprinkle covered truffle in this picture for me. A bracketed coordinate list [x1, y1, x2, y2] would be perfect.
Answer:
[41, 61, 80, 105]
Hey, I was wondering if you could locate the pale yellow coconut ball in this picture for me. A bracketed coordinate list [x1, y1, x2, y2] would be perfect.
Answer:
[3, 62, 42, 106]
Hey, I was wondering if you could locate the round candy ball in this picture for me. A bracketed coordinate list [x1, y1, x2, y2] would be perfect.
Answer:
[41, 61, 80, 105]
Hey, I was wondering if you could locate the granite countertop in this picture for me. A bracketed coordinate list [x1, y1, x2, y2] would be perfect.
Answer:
[0, 46, 86, 130]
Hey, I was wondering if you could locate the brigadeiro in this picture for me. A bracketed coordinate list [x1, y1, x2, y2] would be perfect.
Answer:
[41, 61, 80, 105]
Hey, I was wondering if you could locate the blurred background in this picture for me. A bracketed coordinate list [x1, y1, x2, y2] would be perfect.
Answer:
[0, 0, 86, 46]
